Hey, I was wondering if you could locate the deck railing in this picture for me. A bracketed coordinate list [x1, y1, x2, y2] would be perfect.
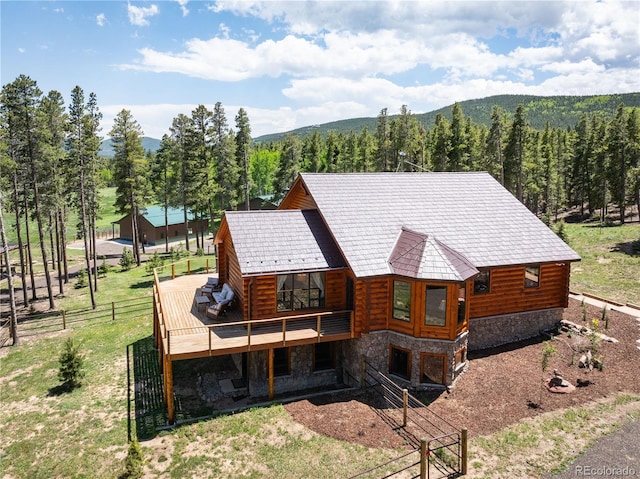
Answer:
[164, 309, 353, 356]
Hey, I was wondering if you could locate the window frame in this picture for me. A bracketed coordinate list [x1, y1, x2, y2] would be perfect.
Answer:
[392, 280, 412, 322]
[524, 264, 540, 289]
[473, 270, 491, 294]
[276, 272, 325, 312]
[389, 345, 412, 380]
[420, 353, 447, 385]
[425, 285, 448, 327]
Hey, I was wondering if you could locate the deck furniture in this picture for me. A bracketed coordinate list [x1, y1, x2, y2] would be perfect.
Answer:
[194, 295, 210, 311]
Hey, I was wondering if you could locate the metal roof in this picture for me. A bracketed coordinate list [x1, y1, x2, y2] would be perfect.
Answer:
[141, 206, 195, 227]
[299, 172, 580, 278]
[224, 209, 347, 275]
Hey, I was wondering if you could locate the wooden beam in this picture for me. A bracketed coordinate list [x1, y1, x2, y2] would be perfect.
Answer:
[164, 355, 175, 425]
[268, 348, 274, 400]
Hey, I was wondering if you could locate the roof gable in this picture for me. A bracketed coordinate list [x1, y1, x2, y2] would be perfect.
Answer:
[298, 172, 580, 278]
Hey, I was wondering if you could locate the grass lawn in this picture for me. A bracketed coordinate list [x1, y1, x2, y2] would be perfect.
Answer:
[565, 222, 640, 305]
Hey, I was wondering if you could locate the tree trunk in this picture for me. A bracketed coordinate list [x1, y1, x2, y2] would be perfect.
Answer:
[30, 171, 55, 310]
[54, 208, 63, 296]
[0, 202, 19, 345]
[58, 208, 69, 284]
[91, 213, 98, 292]
[12, 175, 28, 307]
[79, 171, 96, 309]
[23, 188, 36, 302]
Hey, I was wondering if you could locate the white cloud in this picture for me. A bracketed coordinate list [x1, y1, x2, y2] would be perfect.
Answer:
[175, 0, 189, 17]
[96, 13, 107, 27]
[127, 3, 159, 27]
[18, 47, 25, 54]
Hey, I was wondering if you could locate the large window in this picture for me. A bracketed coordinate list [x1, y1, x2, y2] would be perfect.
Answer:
[313, 343, 335, 371]
[392, 280, 411, 321]
[389, 346, 411, 380]
[273, 348, 290, 376]
[525, 265, 540, 289]
[473, 270, 490, 294]
[277, 272, 325, 311]
[425, 285, 447, 326]
[421, 354, 445, 385]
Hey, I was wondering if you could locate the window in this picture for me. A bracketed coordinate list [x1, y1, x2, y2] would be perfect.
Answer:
[392, 280, 411, 321]
[273, 348, 290, 376]
[525, 265, 540, 288]
[425, 285, 447, 326]
[421, 354, 445, 385]
[474, 270, 490, 294]
[457, 285, 466, 326]
[454, 347, 467, 368]
[389, 346, 411, 380]
[313, 343, 335, 371]
[277, 272, 325, 311]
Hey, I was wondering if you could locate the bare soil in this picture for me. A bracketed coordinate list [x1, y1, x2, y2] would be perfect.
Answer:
[285, 299, 640, 446]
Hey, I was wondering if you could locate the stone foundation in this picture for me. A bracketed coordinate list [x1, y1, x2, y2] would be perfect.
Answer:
[246, 345, 339, 397]
[468, 308, 563, 351]
[341, 331, 468, 388]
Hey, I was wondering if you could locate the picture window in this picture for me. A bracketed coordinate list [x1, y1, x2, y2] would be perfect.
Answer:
[392, 280, 411, 321]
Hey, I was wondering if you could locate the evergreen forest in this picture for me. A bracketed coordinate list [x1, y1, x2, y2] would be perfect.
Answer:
[1, 74, 639, 317]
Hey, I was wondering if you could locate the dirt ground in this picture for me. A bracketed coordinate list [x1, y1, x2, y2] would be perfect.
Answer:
[285, 299, 640, 446]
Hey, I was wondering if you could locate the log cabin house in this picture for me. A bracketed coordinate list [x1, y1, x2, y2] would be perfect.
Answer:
[117, 206, 208, 246]
[154, 172, 580, 423]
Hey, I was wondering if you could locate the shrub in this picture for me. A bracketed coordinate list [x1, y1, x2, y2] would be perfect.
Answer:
[554, 220, 568, 243]
[58, 338, 85, 390]
[122, 440, 144, 479]
[97, 256, 112, 277]
[196, 247, 204, 257]
[145, 251, 165, 273]
[75, 268, 88, 289]
[120, 248, 135, 271]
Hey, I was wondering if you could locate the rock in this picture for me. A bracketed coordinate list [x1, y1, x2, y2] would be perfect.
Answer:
[579, 351, 594, 370]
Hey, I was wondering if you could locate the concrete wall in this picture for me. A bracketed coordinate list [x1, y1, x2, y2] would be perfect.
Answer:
[468, 308, 563, 351]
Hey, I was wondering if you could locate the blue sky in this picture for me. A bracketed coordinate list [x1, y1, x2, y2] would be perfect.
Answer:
[2, 1, 639, 138]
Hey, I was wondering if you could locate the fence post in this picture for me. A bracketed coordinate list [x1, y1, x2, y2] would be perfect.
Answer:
[62, 310, 66, 330]
[187, 260, 191, 274]
[360, 358, 366, 390]
[403, 388, 408, 427]
[112, 302, 115, 321]
[171, 263, 175, 279]
[420, 438, 427, 479]
[206, 258, 209, 273]
[461, 428, 468, 475]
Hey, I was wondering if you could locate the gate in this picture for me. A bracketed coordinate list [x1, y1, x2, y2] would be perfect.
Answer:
[350, 360, 467, 479]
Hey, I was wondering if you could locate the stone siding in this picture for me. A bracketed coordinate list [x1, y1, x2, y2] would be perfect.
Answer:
[340, 331, 468, 388]
[247, 345, 339, 397]
[468, 308, 563, 351]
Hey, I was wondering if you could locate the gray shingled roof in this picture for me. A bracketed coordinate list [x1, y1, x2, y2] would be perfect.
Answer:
[299, 172, 580, 278]
[388, 227, 479, 281]
[224, 209, 346, 275]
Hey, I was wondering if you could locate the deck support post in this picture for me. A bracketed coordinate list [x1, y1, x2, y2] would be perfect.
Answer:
[402, 389, 408, 427]
[461, 428, 468, 475]
[420, 438, 427, 479]
[268, 348, 274, 400]
[164, 355, 175, 425]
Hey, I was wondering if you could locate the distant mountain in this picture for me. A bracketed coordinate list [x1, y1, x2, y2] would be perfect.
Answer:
[254, 93, 640, 143]
[99, 136, 161, 157]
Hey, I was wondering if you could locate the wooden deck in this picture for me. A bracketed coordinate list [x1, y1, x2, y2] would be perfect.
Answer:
[155, 273, 353, 361]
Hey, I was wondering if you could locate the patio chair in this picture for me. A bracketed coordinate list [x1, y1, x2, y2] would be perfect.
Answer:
[207, 283, 235, 319]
